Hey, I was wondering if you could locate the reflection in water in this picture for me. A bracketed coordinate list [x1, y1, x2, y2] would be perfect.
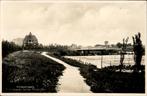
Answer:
[42, 52, 91, 93]
[65, 55, 145, 68]
[57, 65, 91, 93]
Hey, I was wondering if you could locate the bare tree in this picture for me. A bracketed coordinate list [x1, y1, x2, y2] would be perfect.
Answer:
[120, 37, 129, 72]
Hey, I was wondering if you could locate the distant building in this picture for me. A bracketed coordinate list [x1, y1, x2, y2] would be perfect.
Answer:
[104, 41, 109, 48]
[23, 32, 38, 49]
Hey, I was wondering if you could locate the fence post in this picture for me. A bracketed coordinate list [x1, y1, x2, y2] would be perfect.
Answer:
[110, 61, 111, 66]
[101, 55, 103, 68]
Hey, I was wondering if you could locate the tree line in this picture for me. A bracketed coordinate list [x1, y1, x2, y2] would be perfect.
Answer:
[2, 41, 79, 58]
[2, 32, 145, 73]
[2, 40, 22, 58]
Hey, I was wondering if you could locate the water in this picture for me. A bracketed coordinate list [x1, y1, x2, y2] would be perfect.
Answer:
[41, 52, 91, 93]
[65, 55, 145, 68]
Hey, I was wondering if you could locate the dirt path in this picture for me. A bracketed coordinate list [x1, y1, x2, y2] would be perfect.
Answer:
[41, 52, 91, 93]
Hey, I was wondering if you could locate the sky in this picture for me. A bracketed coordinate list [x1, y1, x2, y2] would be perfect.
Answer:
[1, 1, 146, 46]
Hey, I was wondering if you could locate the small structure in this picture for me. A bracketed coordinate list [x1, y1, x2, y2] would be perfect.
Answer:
[23, 32, 38, 49]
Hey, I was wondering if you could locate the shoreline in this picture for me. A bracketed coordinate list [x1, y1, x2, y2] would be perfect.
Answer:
[57, 56, 145, 93]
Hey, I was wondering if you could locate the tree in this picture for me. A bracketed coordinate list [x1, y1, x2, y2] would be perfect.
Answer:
[132, 32, 144, 72]
[120, 37, 129, 72]
[2, 40, 22, 58]
[116, 42, 123, 48]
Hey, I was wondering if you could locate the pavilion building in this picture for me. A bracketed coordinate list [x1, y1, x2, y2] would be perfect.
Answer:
[23, 32, 38, 49]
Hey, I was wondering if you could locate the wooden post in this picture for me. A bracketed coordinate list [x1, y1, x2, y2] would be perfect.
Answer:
[110, 61, 111, 66]
[101, 55, 103, 68]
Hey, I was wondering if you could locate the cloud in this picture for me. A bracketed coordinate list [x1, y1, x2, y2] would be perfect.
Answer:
[1, 1, 146, 45]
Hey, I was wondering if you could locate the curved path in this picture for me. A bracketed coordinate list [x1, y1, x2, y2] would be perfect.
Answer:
[42, 52, 91, 93]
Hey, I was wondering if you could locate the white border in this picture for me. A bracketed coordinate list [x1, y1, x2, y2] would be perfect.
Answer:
[0, 0, 146, 96]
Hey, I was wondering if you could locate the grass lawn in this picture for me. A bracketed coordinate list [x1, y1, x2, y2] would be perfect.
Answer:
[2, 51, 65, 92]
